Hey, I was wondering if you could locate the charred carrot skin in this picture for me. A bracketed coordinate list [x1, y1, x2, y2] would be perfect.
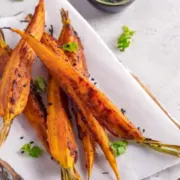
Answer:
[41, 31, 119, 180]
[58, 9, 95, 179]
[0, 29, 48, 151]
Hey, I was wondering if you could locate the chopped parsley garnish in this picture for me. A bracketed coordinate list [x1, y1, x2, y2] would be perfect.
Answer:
[33, 76, 47, 93]
[21, 143, 43, 158]
[110, 140, 128, 157]
[117, 26, 135, 51]
[62, 42, 78, 53]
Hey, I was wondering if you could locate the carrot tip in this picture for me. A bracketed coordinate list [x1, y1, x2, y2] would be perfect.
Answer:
[0, 122, 11, 147]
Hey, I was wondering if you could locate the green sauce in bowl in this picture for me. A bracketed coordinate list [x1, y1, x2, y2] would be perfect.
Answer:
[96, 0, 130, 6]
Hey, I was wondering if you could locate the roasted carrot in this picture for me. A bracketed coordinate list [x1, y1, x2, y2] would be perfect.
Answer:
[47, 76, 78, 179]
[12, 28, 180, 156]
[0, 0, 45, 146]
[41, 32, 119, 180]
[0, 29, 48, 151]
[58, 9, 95, 179]
[23, 81, 48, 151]
[41, 31, 79, 179]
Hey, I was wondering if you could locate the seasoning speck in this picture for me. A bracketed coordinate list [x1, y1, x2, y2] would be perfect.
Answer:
[51, 156, 54, 160]
[102, 172, 109, 174]
[48, 102, 53, 106]
[94, 82, 97, 85]
[20, 20, 30, 23]
[23, 84, 27, 87]
[30, 141, 34, 144]
[21, 151, 24, 154]
[121, 108, 126, 114]
[156, 173, 159, 177]
[137, 127, 141, 131]
[91, 78, 95, 81]
[142, 129, 145, 133]
[20, 136, 24, 140]
[49, 25, 54, 36]
[18, 74, 21, 77]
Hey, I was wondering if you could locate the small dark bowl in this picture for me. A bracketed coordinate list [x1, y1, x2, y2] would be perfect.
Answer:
[88, 0, 135, 13]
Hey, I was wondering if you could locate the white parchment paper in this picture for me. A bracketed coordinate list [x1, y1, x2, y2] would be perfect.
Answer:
[0, 0, 179, 180]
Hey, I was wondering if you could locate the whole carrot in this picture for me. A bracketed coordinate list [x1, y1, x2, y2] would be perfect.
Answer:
[0, 29, 48, 152]
[0, 0, 45, 146]
[47, 76, 79, 180]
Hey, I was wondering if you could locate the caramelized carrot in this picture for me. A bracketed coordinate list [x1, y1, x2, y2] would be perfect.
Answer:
[0, 29, 48, 151]
[0, 0, 45, 146]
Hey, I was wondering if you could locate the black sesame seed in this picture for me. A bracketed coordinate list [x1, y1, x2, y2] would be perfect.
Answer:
[102, 172, 109, 174]
[10, 97, 15, 104]
[49, 25, 54, 36]
[21, 151, 24, 154]
[91, 78, 95, 81]
[51, 156, 54, 160]
[48, 102, 53, 106]
[20, 136, 24, 140]
[137, 127, 140, 131]
[94, 82, 97, 85]
[23, 84, 27, 87]
[18, 74, 21, 77]
[30, 141, 34, 144]
[121, 108, 126, 114]
[142, 129, 145, 133]
[72, 62, 76, 67]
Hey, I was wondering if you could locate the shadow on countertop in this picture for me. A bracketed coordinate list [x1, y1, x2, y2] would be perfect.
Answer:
[68, 0, 111, 20]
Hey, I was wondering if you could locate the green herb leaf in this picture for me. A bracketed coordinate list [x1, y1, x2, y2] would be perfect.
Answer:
[62, 42, 78, 53]
[21, 143, 43, 158]
[117, 26, 135, 52]
[29, 146, 43, 158]
[21, 143, 31, 152]
[33, 76, 47, 93]
[110, 140, 128, 157]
